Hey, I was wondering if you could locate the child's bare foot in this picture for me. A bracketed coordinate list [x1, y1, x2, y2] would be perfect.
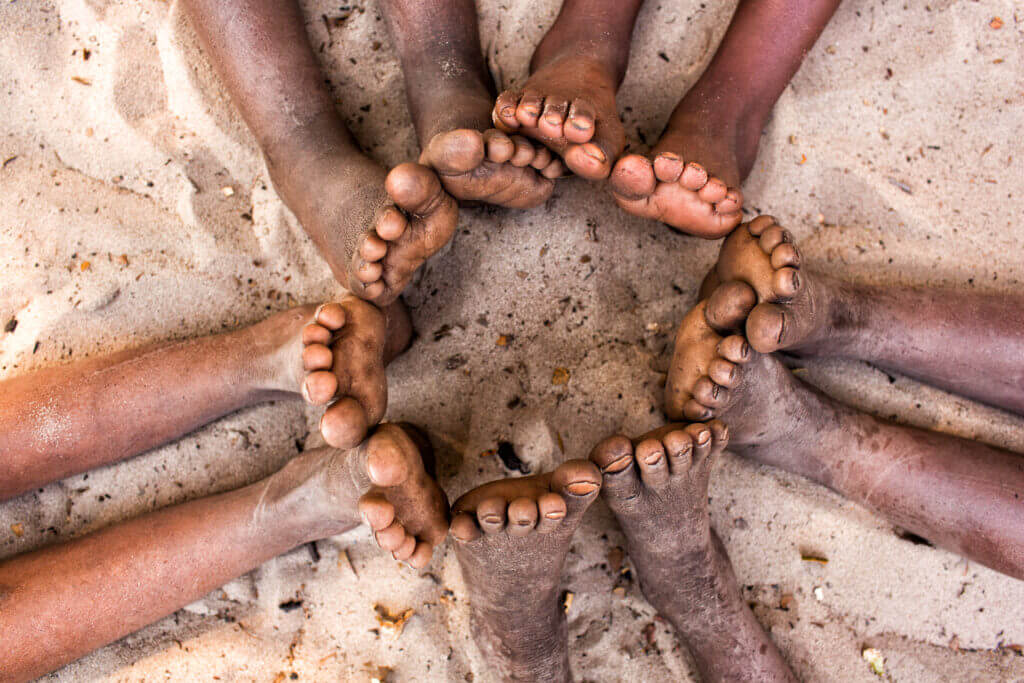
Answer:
[609, 128, 744, 238]
[269, 423, 449, 568]
[493, 53, 625, 181]
[254, 296, 412, 449]
[704, 216, 858, 355]
[419, 128, 562, 208]
[270, 147, 458, 306]
[590, 423, 796, 681]
[450, 460, 601, 681]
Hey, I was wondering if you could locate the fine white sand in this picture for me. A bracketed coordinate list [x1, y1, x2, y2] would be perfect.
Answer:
[2, 0, 1023, 681]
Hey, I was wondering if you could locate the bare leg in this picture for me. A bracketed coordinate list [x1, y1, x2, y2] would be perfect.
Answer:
[380, 0, 562, 208]
[611, 0, 841, 237]
[492, 0, 645, 180]
[0, 424, 448, 682]
[450, 460, 602, 682]
[706, 216, 1024, 415]
[591, 423, 795, 682]
[0, 297, 410, 501]
[179, 0, 458, 305]
[666, 283, 1024, 580]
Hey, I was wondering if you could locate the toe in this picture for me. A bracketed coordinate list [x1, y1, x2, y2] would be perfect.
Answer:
[708, 419, 730, 453]
[315, 303, 346, 330]
[302, 322, 332, 346]
[589, 435, 642, 505]
[770, 243, 801, 269]
[692, 376, 729, 408]
[483, 129, 515, 164]
[684, 422, 714, 465]
[385, 162, 452, 218]
[302, 343, 333, 371]
[375, 520, 407, 551]
[420, 129, 486, 176]
[364, 429, 412, 488]
[661, 429, 694, 474]
[564, 141, 611, 180]
[609, 154, 656, 200]
[493, 90, 523, 131]
[477, 497, 508, 534]
[303, 370, 339, 405]
[682, 398, 714, 422]
[746, 302, 789, 353]
[716, 188, 744, 214]
[320, 397, 369, 449]
[634, 438, 670, 489]
[697, 177, 728, 204]
[408, 541, 434, 568]
[509, 135, 536, 167]
[758, 224, 793, 255]
[707, 357, 738, 388]
[550, 459, 601, 522]
[515, 90, 544, 128]
[359, 233, 388, 263]
[507, 496, 539, 536]
[451, 512, 482, 542]
[747, 215, 777, 237]
[529, 145, 553, 170]
[565, 98, 596, 144]
[705, 281, 757, 333]
[374, 206, 408, 243]
[538, 97, 569, 140]
[535, 492, 567, 534]
[717, 334, 753, 365]
[677, 162, 709, 191]
[357, 492, 395, 531]
[772, 267, 801, 299]
[589, 434, 634, 473]
[392, 533, 417, 561]
[355, 260, 383, 284]
[541, 158, 566, 179]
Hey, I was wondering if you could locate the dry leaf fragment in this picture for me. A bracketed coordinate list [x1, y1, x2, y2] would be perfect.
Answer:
[71, 76, 92, 85]
[496, 335, 510, 347]
[800, 554, 828, 565]
[561, 591, 574, 613]
[862, 647, 885, 676]
[552, 367, 570, 385]
[11, 523, 24, 537]
[990, 16, 1003, 29]
[779, 593, 795, 610]
[221, 186, 235, 197]
[374, 605, 413, 637]
[80, 261, 91, 271]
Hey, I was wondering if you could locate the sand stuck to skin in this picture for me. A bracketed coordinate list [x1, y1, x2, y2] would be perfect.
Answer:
[2, 1, 1023, 680]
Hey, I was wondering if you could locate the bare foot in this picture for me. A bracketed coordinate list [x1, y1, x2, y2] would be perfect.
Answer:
[590, 423, 796, 682]
[419, 128, 563, 208]
[705, 215, 855, 355]
[271, 150, 458, 306]
[270, 423, 449, 568]
[256, 296, 412, 449]
[450, 460, 601, 682]
[493, 53, 625, 181]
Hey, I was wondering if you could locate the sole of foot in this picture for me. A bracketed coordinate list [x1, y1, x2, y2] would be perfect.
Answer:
[609, 150, 743, 239]
[419, 128, 563, 208]
[705, 215, 838, 354]
[589, 421, 727, 610]
[348, 162, 460, 305]
[492, 54, 625, 181]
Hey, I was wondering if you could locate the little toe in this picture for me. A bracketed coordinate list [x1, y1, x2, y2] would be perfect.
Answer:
[746, 302, 790, 353]
[483, 129, 515, 164]
[515, 91, 544, 128]
[493, 91, 523, 131]
[678, 162, 709, 191]
[662, 429, 694, 474]
[564, 141, 611, 180]
[758, 224, 792, 254]
[529, 145, 553, 170]
[653, 154, 687, 184]
[692, 376, 729, 408]
[684, 422, 714, 464]
[357, 492, 395, 532]
[535, 492, 567, 534]
[408, 541, 434, 569]
[747, 215, 778, 236]
[451, 512, 482, 542]
[507, 497, 539, 537]
[717, 334, 753, 365]
[392, 533, 417, 561]
[707, 419, 730, 453]
[770, 243, 801, 269]
[715, 188, 744, 215]
[315, 302, 346, 330]
[538, 97, 569, 140]
[565, 98, 596, 144]
[302, 343, 333, 371]
[303, 370, 339, 405]
[772, 267, 801, 299]
[550, 459, 602, 522]
[705, 280, 757, 333]
[610, 154, 656, 199]
[477, 497, 508, 534]
[697, 177, 728, 204]
[707, 357, 738, 388]
[375, 520, 407, 551]
[634, 438, 670, 488]
[320, 397, 369, 449]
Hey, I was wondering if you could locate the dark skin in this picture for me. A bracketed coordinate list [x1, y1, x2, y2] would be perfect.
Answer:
[179, 0, 459, 305]
[380, 0, 563, 208]
[667, 265, 1024, 580]
[0, 423, 449, 682]
[611, 0, 842, 238]
[0, 297, 410, 501]
[590, 423, 796, 683]
[492, 0, 645, 181]
[450, 460, 602, 682]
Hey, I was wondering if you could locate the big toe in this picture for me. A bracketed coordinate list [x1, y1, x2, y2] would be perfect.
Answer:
[705, 280, 757, 333]
[549, 459, 601, 522]
[420, 129, 486, 176]
[385, 162, 450, 216]
[610, 154, 657, 199]
[363, 424, 414, 488]
[320, 397, 370, 449]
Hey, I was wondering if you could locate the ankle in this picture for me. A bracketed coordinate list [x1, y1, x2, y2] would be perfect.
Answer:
[260, 110, 363, 196]
[531, 1, 643, 84]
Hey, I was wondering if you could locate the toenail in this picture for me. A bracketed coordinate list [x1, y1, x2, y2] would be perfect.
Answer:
[711, 384, 720, 399]
[545, 114, 560, 124]
[697, 430, 711, 444]
[584, 147, 607, 163]
[643, 451, 663, 465]
[741, 342, 751, 357]
[571, 119, 591, 130]
[501, 106, 515, 116]
[545, 511, 565, 519]
[566, 481, 599, 495]
[483, 514, 502, 524]
[602, 454, 633, 473]
[791, 272, 801, 289]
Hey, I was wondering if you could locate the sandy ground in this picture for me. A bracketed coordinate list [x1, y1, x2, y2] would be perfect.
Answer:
[2, 0, 1024, 681]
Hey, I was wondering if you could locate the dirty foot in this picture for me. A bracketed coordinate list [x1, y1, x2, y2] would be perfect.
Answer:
[493, 54, 624, 181]
[420, 128, 563, 208]
[270, 423, 449, 569]
[451, 460, 601, 682]
[590, 422, 796, 682]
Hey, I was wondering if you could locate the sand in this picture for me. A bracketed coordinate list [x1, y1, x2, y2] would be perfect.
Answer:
[1, 0, 1023, 681]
